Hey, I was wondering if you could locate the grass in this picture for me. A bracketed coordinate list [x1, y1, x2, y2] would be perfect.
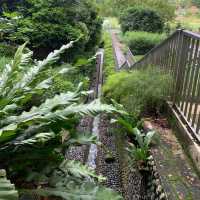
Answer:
[134, 55, 144, 61]
[103, 31, 116, 78]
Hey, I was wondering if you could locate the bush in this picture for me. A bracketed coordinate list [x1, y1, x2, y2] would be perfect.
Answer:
[123, 31, 166, 55]
[103, 67, 172, 117]
[120, 6, 164, 33]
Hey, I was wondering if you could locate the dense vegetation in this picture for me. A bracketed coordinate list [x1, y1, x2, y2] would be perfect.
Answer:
[120, 7, 164, 33]
[103, 68, 172, 118]
[0, 1, 125, 199]
[123, 31, 166, 55]
[1, 0, 199, 199]
[0, 0, 102, 59]
[0, 41, 123, 199]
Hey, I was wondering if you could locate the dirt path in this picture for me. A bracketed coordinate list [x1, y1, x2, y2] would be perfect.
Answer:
[146, 117, 200, 200]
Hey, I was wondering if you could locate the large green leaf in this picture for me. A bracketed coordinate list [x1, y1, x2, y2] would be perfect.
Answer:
[59, 160, 106, 182]
[14, 132, 56, 147]
[111, 117, 134, 134]
[68, 132, 100, 146]
[9, 41, 74, 95]
[0, 98, 119, 143]
[144, 130, 156, 148]
[0, 43, 32, 96]
[33, 183, 123, 200]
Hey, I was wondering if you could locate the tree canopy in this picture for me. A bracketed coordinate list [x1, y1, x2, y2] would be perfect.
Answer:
[0, 0, 102, 59]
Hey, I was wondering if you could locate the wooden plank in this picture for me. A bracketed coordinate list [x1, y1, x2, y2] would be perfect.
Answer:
[173, 31, 184, 103]
[131, 30, 181, 69]
[187, 40, 200, 121]
[165, 41, 171, 70]
[174, 34, 188, 106]
[167, 38, 173, 74]
[192, 53, 200, 127]
[129, 29, 200, 138]
[180, 37, 195, 111]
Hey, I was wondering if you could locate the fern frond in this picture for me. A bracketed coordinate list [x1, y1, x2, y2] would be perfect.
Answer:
[59, 160, 106, 182]
[12, 42, 32, 70]
[59, 99, 119, 117]
[68, 132, 99, 146]
[0, 90, 82, 140]
[10, 41, 74, 95]
[0, 97, 118, 144]
[13, 132, 55, 148]
[0, 64, 12, 94]
[0, 43, 33, 95]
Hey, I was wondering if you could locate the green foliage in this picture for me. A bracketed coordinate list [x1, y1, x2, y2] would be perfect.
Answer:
[126, 129, 155, 167]
[103, 67, 172, 117]
[123, 31, 166, 55]
[112, 114, 156, 168]
[33, 183, 123, 200]
[103, 31, 116, 78]
[192, 0, 200, 7]
[0, 43, 122, 198]
[120, 6, 164, 33]
[20, 159, 123, 199]
[0, 169, 18, 200]
[0, 0, 102, 59]
[0, 56, 12, 71]
[0, 44, 17, 57]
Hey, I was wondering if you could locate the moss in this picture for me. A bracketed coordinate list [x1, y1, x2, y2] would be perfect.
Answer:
[167, 174, 193, 200]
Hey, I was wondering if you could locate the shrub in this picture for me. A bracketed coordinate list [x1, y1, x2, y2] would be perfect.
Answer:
[103, 67, 172, 117]
[123, 31, 166, 55]
[120, 6, 164, 33]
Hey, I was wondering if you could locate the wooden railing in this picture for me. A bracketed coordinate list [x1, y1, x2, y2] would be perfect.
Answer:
[131, 29, 200, 142]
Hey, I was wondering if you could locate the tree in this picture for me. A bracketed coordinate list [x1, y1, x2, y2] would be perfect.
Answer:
[0, 0, 102, 59]
[192, 0, 200, 7]
[120, 6, 164, 33]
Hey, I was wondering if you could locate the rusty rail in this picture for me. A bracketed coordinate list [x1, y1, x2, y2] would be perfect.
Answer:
[131, 29, 200, 142]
